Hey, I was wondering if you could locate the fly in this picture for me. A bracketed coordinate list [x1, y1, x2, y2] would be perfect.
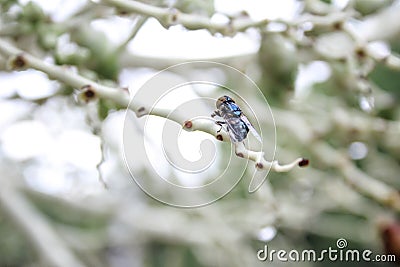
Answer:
[211, 95, 262, 143]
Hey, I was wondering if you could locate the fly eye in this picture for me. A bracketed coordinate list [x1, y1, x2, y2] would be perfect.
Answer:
[216, 96, 226, 108]
[216, 99, 223, 108]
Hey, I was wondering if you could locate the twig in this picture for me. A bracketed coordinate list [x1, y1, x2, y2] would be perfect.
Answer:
[96, 139, 109, 189]
[355, 2, 400, 42]
[0, 39, 131, 106]
[311, 141, 400, 212]
[342, 16, 400, 71]
[99, 0, 270, 35]
[116, 16, 148, 53]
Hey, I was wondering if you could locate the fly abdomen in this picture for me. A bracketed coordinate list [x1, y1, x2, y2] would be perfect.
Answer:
[224, 115, 249, 142]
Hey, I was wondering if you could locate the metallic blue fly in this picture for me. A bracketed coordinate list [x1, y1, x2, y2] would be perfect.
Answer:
[211, 95, 262, 143]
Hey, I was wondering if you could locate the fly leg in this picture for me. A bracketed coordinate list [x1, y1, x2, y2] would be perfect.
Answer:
[211, 110, 225, 132]
[215, 121, 226, 133]
[211, 110, 221, 118]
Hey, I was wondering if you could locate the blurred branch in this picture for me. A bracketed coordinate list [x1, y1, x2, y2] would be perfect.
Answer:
[118, 50, 257, 70]
[355, 2, 400, 42]
[116, 16, 147, 53]
[271, 105, 400, 212]
[99, 0, 271, 35]
[311, 141, 400, 212]
[342, 22, 400, 72]
[0, 39, 131, 106]
[0, 177, 87, 267]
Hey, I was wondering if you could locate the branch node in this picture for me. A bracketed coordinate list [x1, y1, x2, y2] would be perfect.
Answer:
[162, 8, 180, 28]
[255, 162, 264, 169]
[8, 53, 27, 70]
[79, 85, 97, 103]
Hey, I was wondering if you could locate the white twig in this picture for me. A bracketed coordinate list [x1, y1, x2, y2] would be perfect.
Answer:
[234, 142, 309, 172]
[116, 16, 148, 53]
[99, 0, 270, 35]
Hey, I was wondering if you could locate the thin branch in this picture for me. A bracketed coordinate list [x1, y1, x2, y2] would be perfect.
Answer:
[342, 17, 400, 71]
[97, 0, 400, 72]
[0, 39, 131, 107]
[311, 141, 400, 212]
[98, 0, 356, 35]
[234, 142, 308, 172]
[0, 39, 307, 173]
[355, 2, 400, 42]
[116, 16, 148, 53]
[84, 103, 109, 189]
[96, 140, 109, 189]
[99, 0, 270, 35]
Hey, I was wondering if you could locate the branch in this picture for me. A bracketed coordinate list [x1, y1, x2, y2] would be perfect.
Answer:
[116, 16, 148, 53]
[311, 142, 400, 212]
[342, 22, 400, 71]
[0, 40, 131, 107]
[99, 0, 270, 35]
[355, 2, 400, 42]
[0, 39, 307, 173]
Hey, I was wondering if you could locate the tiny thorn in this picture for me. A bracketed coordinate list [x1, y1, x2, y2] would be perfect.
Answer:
[298, 158, 310, 167]
[216, 134, 223, 141]
[184, 120, 192, 129]
[137, 107, 145, 113]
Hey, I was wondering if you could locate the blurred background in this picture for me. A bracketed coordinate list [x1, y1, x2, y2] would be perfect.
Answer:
[1, 0, 400, 266]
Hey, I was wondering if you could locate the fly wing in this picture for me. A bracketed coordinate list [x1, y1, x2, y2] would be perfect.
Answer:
[224, 116, 248, 143]
[240, 115, 262, 143]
